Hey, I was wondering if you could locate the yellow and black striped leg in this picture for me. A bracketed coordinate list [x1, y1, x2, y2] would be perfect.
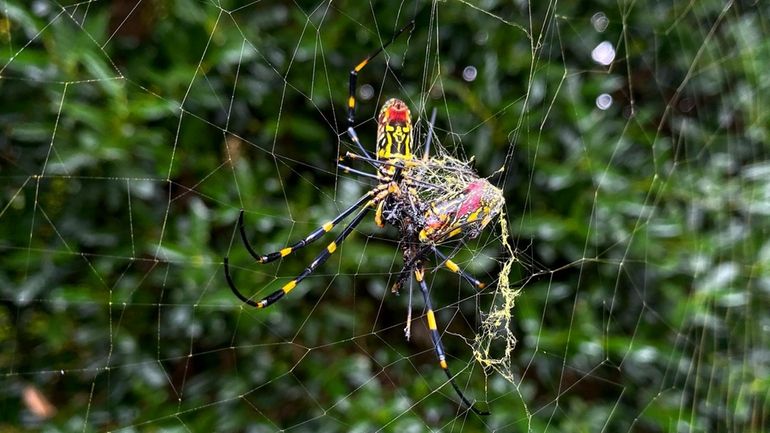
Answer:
[236, 192, 372, 264]
[414, 266, 490, 416]
[225, 205, 371, 309]
[432, 247, 486, 289]
[347, 20, 415, 126]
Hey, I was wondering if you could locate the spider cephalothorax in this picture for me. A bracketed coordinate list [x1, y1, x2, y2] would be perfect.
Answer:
[376, 98, 413, 160]
[224, 21, 503, 416]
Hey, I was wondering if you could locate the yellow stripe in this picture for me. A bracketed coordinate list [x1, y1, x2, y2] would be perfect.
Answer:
[449, 227, 463, 238]
[414, 269, 425, 282]
[445, 260, 460, 273]
[322, 221, 333, 232]
[427, 310, 437, 330]
[327, 242, 337, 253]
[440, 360, 448, 369]
[280, 247, 292, 257]
[282, 280, 297, 294]
[348, 96, 355, 108]
[481, 207, 492, 226]
[355, 59, 368, 72]
[404, 135, 412, 158]
[375, 202, 385, 227]
[467, 210, 480, 222]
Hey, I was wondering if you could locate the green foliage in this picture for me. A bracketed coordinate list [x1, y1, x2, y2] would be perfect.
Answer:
[1, 1, 769, 432]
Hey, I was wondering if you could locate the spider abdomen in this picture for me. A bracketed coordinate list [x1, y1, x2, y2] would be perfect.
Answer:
[418, 178, 504, 244]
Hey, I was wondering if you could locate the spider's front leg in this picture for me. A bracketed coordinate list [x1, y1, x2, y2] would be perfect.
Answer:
[346, 20, 415, 127]
[224, 183, 392, 309]
[234, 191, 372, 264]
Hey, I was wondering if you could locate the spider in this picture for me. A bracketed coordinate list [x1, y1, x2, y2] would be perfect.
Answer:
[224, 21, 504, 416]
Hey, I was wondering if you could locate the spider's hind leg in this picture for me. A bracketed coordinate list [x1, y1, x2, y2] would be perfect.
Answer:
[413, 264, 490, 415]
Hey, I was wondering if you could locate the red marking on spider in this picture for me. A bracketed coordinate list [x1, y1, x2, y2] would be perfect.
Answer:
[457, 181, 485, 216]
[381, 99, 410, 124]
[387, 107, 409, 123]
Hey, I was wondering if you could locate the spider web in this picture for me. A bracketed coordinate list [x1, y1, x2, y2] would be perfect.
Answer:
[1, 0, 769, 432]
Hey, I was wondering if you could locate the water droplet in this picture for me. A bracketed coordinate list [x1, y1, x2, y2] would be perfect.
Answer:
[462, 66, 478, 82]
[474, 31, 489, 45]
[596, 93, 613, 110]
[32, 1, 50, 16]
[359, 84, 374, 101]
[591, 41, 615, 66]
[591, 12, 609, 32]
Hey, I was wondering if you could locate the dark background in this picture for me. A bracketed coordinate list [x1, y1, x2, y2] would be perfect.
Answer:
[1, 1, 768, 432]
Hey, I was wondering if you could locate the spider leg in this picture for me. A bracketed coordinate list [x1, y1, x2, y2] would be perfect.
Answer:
[414, 265, 490, 416]
[390, 257, 414, 294]
[338, 163, 379, 181]
[374, 199, 390, 227]
[235, 191, 374, 264]
[347, 20, 415, 126]
[225, 203, 373, 309]
[346, 127, 374, 161]
[389, 244, 428, 294]
[342, 152, 447, 191]
[344, 153, 444, 190]
[432, 247, 486, 289]
[343, 151, 405, 168]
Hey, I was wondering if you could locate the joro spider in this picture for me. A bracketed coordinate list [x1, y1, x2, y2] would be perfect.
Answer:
[224, 21, 504, 416]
